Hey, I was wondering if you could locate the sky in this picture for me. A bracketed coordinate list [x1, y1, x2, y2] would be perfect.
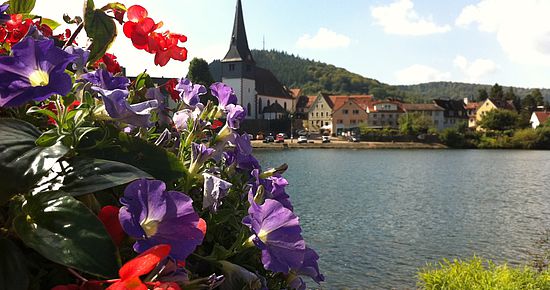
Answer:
[35, 0, 550, 89]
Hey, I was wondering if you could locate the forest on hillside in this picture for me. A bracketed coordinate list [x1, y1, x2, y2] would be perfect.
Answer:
[209, 50, 549, 103]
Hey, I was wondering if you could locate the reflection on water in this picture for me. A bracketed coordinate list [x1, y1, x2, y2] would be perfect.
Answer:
[254, 149, 550, 289]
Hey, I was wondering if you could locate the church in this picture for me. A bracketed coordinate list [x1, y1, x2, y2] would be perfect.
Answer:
[219, 0, 294, 122]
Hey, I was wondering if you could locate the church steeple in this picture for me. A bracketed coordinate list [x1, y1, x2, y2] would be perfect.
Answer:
[222, 0, 255, 63]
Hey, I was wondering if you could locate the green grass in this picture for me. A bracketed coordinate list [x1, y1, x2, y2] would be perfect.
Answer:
[418, 257, 550, 290]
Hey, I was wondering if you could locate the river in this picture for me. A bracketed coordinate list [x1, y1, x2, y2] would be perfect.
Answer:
[253, 149, 550, 289]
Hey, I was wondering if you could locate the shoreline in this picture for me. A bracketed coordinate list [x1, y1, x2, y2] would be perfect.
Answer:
[251, 140, 447, 149]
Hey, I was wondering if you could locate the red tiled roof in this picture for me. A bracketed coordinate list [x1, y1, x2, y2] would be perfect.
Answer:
[367, 100, 405, 112]
[305, 95, 317, 108]
[534, 111, 550, 124]
[465, 102, 479, 110]
[328, 95, 374, 111]
[289, 88, 302, 98]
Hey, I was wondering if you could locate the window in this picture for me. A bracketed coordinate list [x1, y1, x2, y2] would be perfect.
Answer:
[388, 114, 392, 119]
[343, 109, 349, 114]
[316, 112, 319, 117]
[267, 100, 271, 107]
[321, 112, 324, 117]
[325, 122, 329, 126]
[229, 64, 235, 71]
[247, 103, 251, 116]
[353, 110, 359, 115]
[259, 98, 263, 111]
[381, 114, 385, 119]
[284, 102, 287, 110]
[351, 120, 357, 124]
[338, 119, 343, 124]
[373, 121, 378, 125]
[388, 121, 393, 126]
[373, 114, 377, 119]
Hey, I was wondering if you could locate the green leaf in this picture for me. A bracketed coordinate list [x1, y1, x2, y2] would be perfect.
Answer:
[7, 0, 36, 14]
[27, 106, 59, 124]
[0, 238, 29, 290]
[35, 129, 61, 147]
[84, 2, 117, 64]
[100, 2, 127, 12]
[13, 191, 119, 278]
[83, 133, 185, 183]
[0, 119, 69, 204]
[60, 158, 152, 196]
[134, 71, 153, 92]
[40, 18, 61, 30]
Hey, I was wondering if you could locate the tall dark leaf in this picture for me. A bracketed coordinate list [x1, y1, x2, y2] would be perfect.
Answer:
[0, 119, 69, 204]
[84, 133, 185, 183]
[60, 158, 152, 196]
[0, 238, 29, 290]
[13, 191, 119, 278]
[84, 0, 117, 64]
[7, 0, 36, 13]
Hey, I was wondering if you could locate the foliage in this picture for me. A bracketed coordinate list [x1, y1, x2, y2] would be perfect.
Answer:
[478, 109, 520, 131]
[211, 49, 405, 98]
[398, 112, 433, 135]
[418, 256, 550, 290]
[186, 57, 216, 104]
[0, 2, 323, 290]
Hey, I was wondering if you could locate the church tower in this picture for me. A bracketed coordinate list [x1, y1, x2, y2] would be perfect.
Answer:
[221, 0, 257, 119]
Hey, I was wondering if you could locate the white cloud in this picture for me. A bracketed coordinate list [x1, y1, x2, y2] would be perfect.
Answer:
[296, 28, 351, 49]
[395, 64, 451, 85]
[456, 0, 550, 66]
[371, 0, 451, 36]
[453, 55, 497, 82]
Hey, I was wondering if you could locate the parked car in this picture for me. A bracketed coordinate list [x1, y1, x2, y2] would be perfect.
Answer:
[297, 135, 308, 143]
[348, 135, 360, 142]
[263, 135, 274, 143]
[275, 133, 285, 143]
[322, 136, 331, 143]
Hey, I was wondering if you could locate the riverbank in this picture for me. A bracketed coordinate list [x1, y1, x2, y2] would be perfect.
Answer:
[252, 140, 447, 149]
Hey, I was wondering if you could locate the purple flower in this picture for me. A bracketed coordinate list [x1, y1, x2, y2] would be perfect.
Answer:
[226, 104, 246, 130]
[81, 69, 129, 91]
[64, 46, 90, 74]
[202, 172, 232, 212]
[250, 169, 293, 211]
[296, 247, 324, 283]
[191, 142, 215, 169]
[119, 179, 204, 260]
[210, 82, 237, 110]
[242, 198, 306, 273]
[0, 37, 76, 107]
[173, 105, 203, 132]
[146, 87, 171, 125]
[0, 4, 9, 24]
[100, 89, 158, 127]
[175, 78, 206, 107]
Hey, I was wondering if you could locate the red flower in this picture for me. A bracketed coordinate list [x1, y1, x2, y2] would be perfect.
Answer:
[123, 5, 162, 51]
[4, 14, 32, 44]
[198, 218, 207, 236]
[34, 20, 53, 37]
[98, 205, 126, 247]
[147, 31, 187, 66]
[107, 244, 171, 290]
[151, 282, 181, 290]
[164, 78, 180, 101]
[122, 5, 187, 67]
[211, 120, 223, 130]
[94, 53, 122, 74]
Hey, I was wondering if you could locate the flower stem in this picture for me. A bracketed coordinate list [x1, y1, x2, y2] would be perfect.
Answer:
[63, 23, 84, 50]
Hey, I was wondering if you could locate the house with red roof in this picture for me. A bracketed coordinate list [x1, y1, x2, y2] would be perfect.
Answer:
[366, 100, 405, 129]
[330, 95, 373, 135]
[530, 111, 550, 128]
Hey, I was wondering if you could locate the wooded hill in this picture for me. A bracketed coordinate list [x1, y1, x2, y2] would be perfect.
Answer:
[209, 49, 549, 102]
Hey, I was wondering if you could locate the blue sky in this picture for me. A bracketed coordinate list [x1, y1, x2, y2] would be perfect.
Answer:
[37, 0, 550, 89]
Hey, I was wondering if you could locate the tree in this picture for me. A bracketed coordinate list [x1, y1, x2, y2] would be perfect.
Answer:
[186, 58, 215, 103]
[187, 58, 215, 86]
[477, 88, 489, 101]
[478, 109, 519, 131]
[490, 83, 504, 101]
[398, 112, 433, 135]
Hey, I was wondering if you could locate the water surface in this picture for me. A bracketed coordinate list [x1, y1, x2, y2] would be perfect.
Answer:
[254, 149, 550, 289]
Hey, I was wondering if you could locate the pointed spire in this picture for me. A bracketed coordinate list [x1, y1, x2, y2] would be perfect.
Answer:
[222, 0, 255, 63]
